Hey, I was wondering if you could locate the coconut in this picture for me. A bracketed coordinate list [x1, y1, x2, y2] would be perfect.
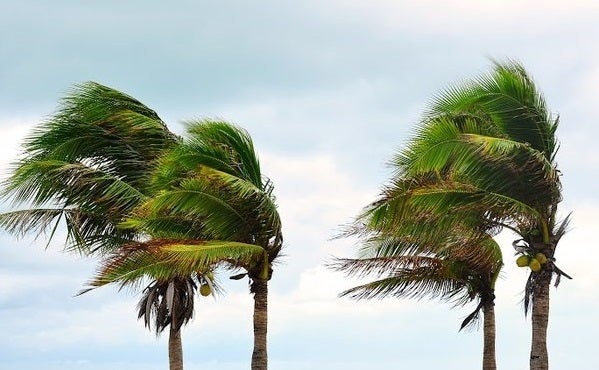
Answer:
[200, 283, 211, 297]
[516, 255, 530, 267]
[529, 258, 542, 272]
[535, 253, 548, 264]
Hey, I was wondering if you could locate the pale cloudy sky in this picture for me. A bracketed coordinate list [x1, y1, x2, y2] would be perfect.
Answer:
[1, 1, 598, 369]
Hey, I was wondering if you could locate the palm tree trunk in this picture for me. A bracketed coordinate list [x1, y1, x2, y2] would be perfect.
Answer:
[169, 295, 184, 370]
[482, 301, 497, 370]
[251, 279, 268, 370]
[169, 326, 184, 370]
[530, 269, 551, 370]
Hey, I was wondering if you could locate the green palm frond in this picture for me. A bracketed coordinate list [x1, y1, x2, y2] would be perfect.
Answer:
[0, 207, 135, 253]
[0, 82, 176, 256]
[362, 176, 541, 240]
[88, 239, 267, 288]
[426, 60, 558, 158]
[184, 120, 262, 187]
[5, 160, 145, 208]
[18, 82, 176, 187]
[0, 208, 68, 241]
[120, 214, 204, 240]
[338, 266, 467, 303]
[399, 126, 558, 193]
[394, 114, 560, 217]
[333, 235, 500, 329]
[152, 120, 263, 191]
[137, 184, 247, 240]
[330, 255, 443, 279]
[132, 122, 282, 255]
[189, 166, 281, 236]
[1, 159, 149, 254]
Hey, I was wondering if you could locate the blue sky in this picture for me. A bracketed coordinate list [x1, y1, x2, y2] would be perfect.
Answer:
[1, 1, 598, 369]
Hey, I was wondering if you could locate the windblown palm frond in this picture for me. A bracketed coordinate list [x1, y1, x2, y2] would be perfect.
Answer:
[152, 119, 262, 190]
[128, 168, 281, 244]
[336, 61, 565, 370]
[87, 239, 267, 289]
[334, 236, 501, 319]
[390, 117, 560, 235]
[426, 60, 558, 159]
[332, 232, 502, 330]
[138, 277, 197, 334]
[0, 82, 176, 254]
[133, 120, 283, 260]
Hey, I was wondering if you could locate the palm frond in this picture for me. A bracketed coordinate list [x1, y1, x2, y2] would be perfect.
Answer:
[329, 255, 438, 278]
[394, 115, 560, 218]
[134, 185, 247, 240]
[137, 277, 198, 334]
[88, 240, 267, 288]
[152, 120, 263, 190]
[0, 81, 176, 257]
[338, 268, 466, 303]
[132, 148, 282, 251]
[426, 60, 558, 159]
[0, 208, 67, 241]
[366, 177, 542, 237]
[184, 120, 262, 187]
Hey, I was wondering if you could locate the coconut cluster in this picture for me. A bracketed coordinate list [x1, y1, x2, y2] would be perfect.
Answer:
[516, 253, 548, 272]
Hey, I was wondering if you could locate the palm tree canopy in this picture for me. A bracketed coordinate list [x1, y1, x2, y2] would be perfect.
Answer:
[83, 120, 283, 295]
[0, 82, 177, 254]
[77, 119, 282, 370]
[373, 61, 562, 244]
[425, 62, 558, 158]
[331, 233, 502, 330]
[121, 120, 283, 275]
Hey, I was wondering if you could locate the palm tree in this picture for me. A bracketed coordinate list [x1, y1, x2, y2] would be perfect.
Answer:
[138, 278, 195, 370]
[333, 194, 503, 370]
[360, 61, 569, 370]
[132, 272, 217, 370]
[83, 245, 220, 370]
[0, 82, 201, 369]
[84, 120, 283, 370]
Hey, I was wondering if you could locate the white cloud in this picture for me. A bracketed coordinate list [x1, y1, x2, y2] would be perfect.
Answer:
[0, 117, 35, 176]
[548, 203, 599, 299]
[324, 0, 599, 36]
[5, 299, 154, 351]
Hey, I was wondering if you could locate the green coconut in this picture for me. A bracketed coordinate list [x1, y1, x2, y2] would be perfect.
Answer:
[535, 253, 548, 264]
[529, 258, 542, 272]
[516, 255, 530, 267]
[200, 283, 211, 297]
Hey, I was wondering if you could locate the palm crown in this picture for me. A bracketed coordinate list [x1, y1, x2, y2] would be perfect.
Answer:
[335, 61, 568, 370]
[86, 119, 283, 370]
[0, 82, 177, 254]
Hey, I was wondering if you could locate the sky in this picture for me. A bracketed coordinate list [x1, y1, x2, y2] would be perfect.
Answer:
[1, 1, 598, 369]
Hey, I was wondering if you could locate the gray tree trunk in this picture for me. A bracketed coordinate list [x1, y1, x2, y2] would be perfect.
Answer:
[482, 301, 497, 370]
[169, 295, 184, 370]
[169, 326, 184, 370]
[530, 268, 551, 370]
[251, 279, 268, 370]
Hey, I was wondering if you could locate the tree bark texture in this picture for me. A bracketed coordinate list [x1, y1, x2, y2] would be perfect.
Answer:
[530, 269, 551, 370]
[251, 279, 268, 370]
[169, 327, 184, 370]
[482, 302, 497, 370]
